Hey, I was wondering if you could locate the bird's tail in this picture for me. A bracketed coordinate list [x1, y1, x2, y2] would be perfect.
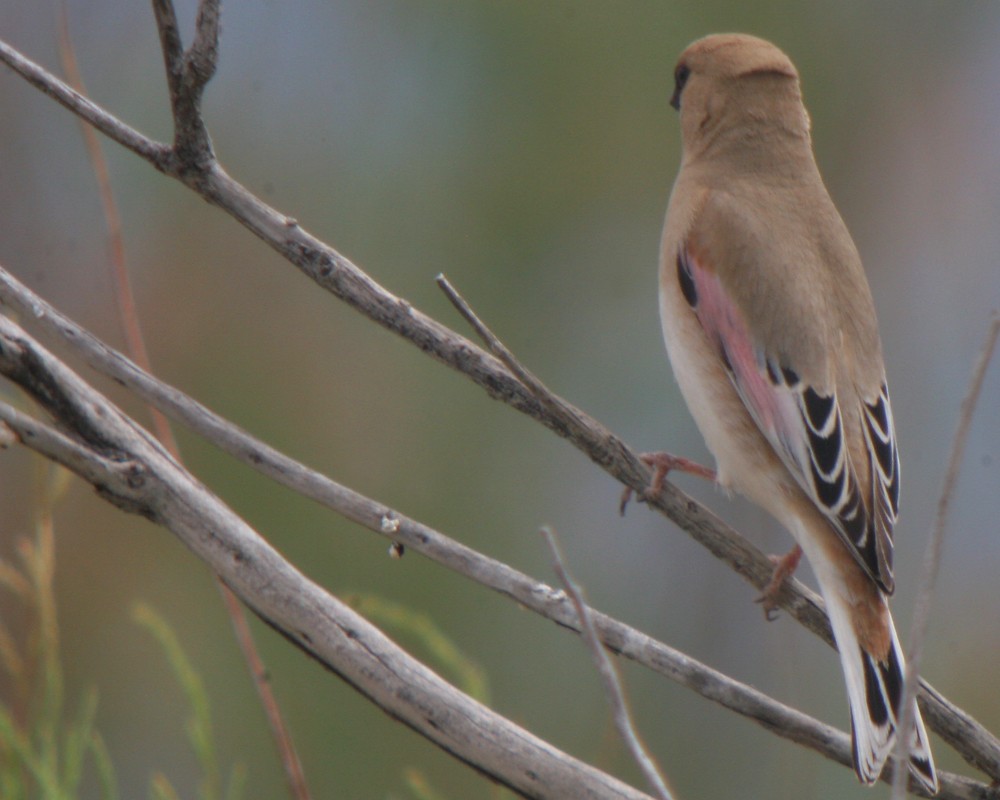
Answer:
[824, 589, 938, 793]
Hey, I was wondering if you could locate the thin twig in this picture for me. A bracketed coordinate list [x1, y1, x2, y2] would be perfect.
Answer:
[150, 0, 184, 92]
[188, 0, 222, 87]
[891, 312, 1000, 800]
[437, 273, 569, 423]
[0, 40, 169, 168]
[541, 527, 674, 800]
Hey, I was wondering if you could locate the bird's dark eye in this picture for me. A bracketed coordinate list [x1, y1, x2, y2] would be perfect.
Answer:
[671, 63, 691, 110]
[675, 63, 691, 90]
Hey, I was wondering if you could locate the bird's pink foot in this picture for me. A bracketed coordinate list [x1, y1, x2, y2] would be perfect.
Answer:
[755, 545, 803, 621]
[619, 451, 716, 515]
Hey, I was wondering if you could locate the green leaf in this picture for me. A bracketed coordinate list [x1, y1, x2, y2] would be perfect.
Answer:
[62, 688, 99, 794]
[149, 773, 182, 800]
[133, 603, 221, 800]
[0, 704, 66, 800]
[89, 732, 119, 800]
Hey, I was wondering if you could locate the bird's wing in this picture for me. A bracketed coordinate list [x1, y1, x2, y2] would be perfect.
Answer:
[675, 244, 898, 592]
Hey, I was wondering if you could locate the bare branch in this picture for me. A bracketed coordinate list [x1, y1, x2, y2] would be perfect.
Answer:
[892, 313, 1000, 799]
[151, 0, 218, 164]
[0, 402, 127, 490]
[150, 0, 184, 91]
[437, 273, 575, 427]
[0, 40, 168, 168]
[188, 0, 222, 87]
[0, 314, 655, 800]
[1, 268, 997, 798]
[542, 527, 674, 800]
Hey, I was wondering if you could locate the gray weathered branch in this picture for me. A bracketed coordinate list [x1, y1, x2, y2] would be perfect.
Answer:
[0, 314, 654, 800]
[0, 267, 994, 799]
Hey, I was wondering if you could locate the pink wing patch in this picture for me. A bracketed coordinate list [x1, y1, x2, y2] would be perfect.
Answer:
[676, 247, 895, 592]
[680, 252, 786, 435]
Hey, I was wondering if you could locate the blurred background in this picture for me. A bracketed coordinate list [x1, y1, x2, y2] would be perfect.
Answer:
[1, 1, 998, 797]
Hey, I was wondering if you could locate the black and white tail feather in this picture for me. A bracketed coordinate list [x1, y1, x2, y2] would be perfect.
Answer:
[822, 578, 938, 793]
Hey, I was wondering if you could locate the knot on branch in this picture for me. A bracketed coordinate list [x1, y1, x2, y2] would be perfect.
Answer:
[94, 466, 158, 520]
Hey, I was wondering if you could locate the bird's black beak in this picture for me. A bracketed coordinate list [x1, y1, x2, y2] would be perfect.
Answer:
[670, 89, 681, 111]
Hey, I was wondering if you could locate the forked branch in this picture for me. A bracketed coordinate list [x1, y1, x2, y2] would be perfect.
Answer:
[151, 0, 220, 165]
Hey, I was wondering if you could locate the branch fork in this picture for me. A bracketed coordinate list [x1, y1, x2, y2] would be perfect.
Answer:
[152, 0, 220, 169]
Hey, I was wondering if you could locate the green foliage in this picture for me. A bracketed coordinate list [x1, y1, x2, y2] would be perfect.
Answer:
[0, 462, 242, 800]
[0, 463, 118, 800]
[132, 604, 245, 800]
[402, 768, 449, 800]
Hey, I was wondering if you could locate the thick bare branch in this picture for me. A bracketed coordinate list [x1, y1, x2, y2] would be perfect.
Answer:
[0, 314, 655, 800]
[0, 269, 997, 799]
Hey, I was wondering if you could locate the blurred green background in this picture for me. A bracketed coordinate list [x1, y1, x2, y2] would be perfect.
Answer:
[1, 1, 999, 797]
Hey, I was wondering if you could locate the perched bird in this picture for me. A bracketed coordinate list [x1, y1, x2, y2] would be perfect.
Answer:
[656, 33, 937, 791]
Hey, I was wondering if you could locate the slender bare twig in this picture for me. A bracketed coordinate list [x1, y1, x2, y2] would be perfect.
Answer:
[437, 273, 574, 427]
[0, 40, 168, 167]
[2, 25, 999, 788]
[541, 527, 674, 800]
[891, 313, 1000, 800]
